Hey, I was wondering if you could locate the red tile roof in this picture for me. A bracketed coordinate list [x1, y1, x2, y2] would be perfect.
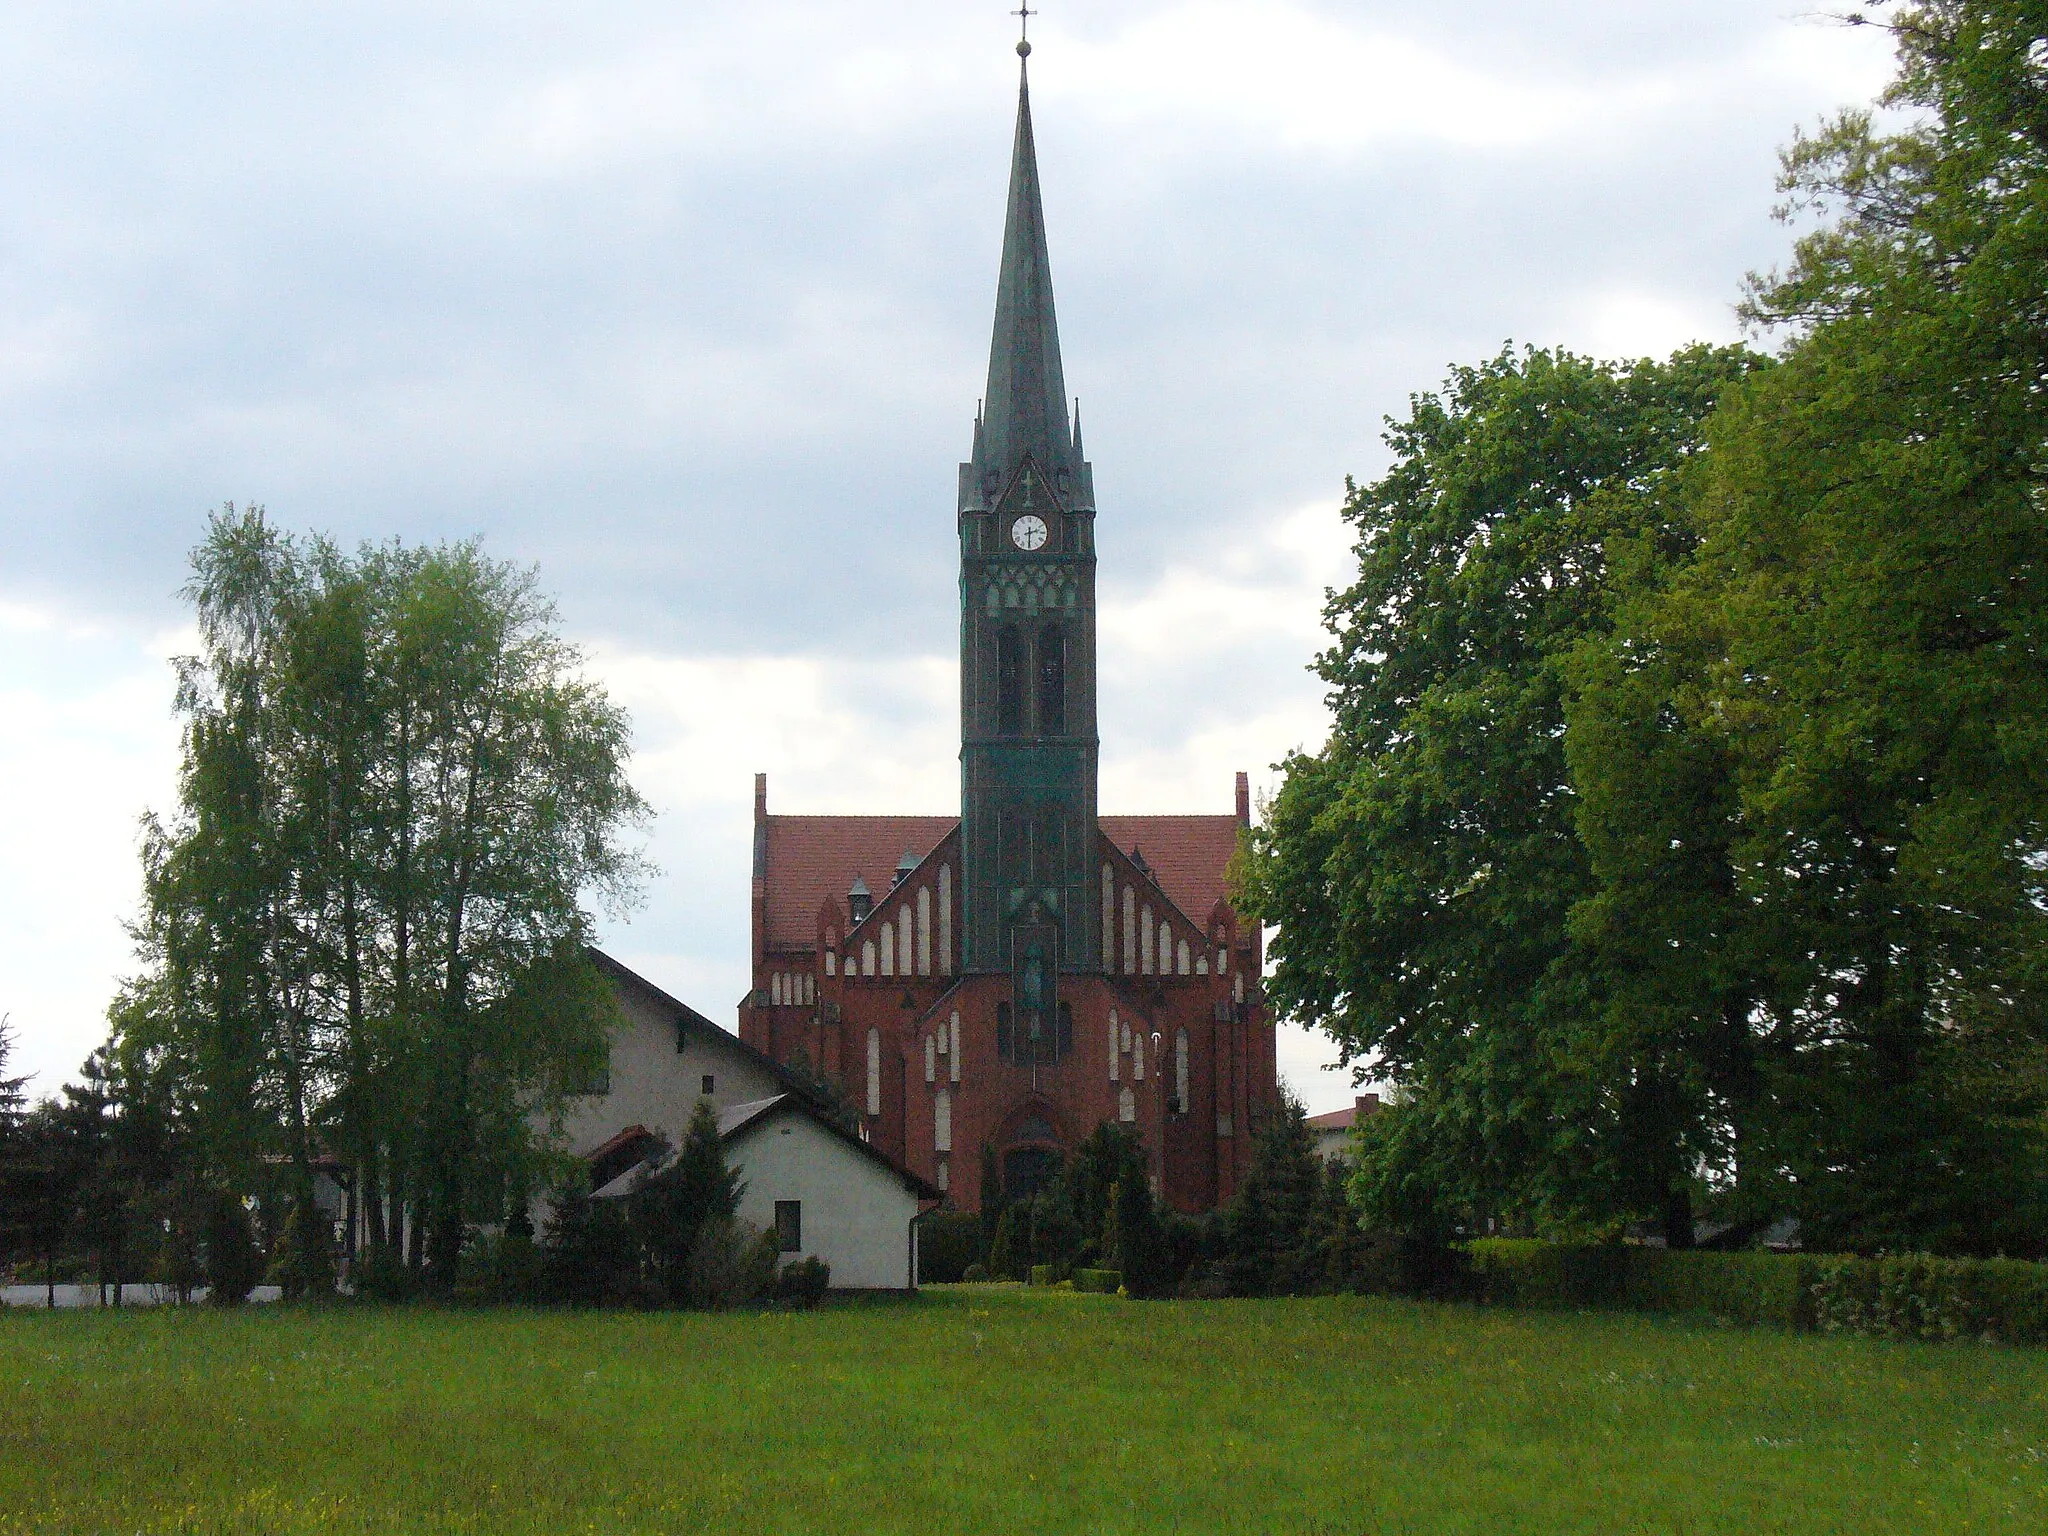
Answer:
[763, 812, 1245, 951]
[1100, 814, 1244, 928]
[763, 815, 957, 951]
[1307, 1095, 1383, 1131]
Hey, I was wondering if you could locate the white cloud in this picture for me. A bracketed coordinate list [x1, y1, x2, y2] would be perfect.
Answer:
[0, 1, 1907, 1121]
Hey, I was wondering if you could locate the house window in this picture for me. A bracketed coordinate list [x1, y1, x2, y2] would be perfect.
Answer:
[701, 1074, 715, 1096]
[774, 1200, 802, 1254]
[996, 1002, 1012, 1061]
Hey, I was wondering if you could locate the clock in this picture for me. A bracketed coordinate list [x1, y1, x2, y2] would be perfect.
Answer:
[1010, 514, 1048, 551]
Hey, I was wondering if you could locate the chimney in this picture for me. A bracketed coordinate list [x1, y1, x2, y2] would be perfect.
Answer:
[1235, 770, 1250, 827]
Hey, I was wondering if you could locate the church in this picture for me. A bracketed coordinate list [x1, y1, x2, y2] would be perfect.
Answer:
[737, 42, 1278, 1214]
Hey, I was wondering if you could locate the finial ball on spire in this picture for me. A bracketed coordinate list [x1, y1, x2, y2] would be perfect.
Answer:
[1017, 38, 1031, 56]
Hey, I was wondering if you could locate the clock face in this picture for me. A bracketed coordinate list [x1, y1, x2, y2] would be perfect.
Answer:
[1010, 513, 1048, 552]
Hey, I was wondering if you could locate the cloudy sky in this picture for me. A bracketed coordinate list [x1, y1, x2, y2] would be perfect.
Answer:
[0, 1, 1894, 1108]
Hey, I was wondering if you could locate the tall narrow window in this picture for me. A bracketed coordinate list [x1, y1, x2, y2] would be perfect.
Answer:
[997, 1002, 1013, 1061]
[866, 1028, 881, 1116]
[1175, 1027, 1191, 1114]
[775, 1200, 802, 1254]
[997, 625, 1023, 736]
[917, 886, 932, 975]
[1037, 625, 1065, 735]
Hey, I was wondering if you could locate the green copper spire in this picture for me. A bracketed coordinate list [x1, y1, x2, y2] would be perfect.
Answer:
[976, 51, 1075, 493]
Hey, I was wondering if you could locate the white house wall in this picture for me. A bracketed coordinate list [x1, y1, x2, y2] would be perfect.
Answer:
[556, 981, 787, 1157]
[728, 1109, 921, 1290]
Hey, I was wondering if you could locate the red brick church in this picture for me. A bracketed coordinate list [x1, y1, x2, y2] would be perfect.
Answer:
[737, 43, 1277, 1213]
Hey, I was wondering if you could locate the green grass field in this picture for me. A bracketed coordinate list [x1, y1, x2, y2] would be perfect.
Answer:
[1, 1286, 2042, 1535]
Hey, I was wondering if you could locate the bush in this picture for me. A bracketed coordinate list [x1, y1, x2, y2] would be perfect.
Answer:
[1461, 1240, 2048, 1346]
[268, 1200, 335, 1302]
[453, 1231, 542, 1305]
[776, 1255, 831, 1307]
[960, 1262, 990, 1283]
[1625, 1249, 1813, 1330]
[917, 1211, 982, 1284]
[1466, 1239, 1628, 1309]
[351, 1246, 420, 1303]
[539, 1185, 638, 1306]
[1072, 1268, 1121, 1294]
[1028, 1264, 1055, 1287]
[687, 1218, 777, 1310]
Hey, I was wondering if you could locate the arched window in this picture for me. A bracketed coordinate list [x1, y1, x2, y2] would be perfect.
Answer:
[997, 625, 1023, 736]
[1037, 624, 1065, 735]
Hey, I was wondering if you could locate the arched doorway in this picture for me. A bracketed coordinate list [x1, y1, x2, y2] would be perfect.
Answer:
[1001, 1115, 1062, 1202]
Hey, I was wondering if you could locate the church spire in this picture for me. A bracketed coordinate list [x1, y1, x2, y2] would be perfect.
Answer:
[975, 45, 1076, 495]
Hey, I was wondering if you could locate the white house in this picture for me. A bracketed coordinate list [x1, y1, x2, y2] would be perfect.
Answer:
[1307, 1094, 1382, 1164]
[568, 950, 936, 1289]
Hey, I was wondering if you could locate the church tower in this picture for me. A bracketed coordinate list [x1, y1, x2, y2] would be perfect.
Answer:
[739, 34, 1276, 1217]
[957, 40, 1100, 986]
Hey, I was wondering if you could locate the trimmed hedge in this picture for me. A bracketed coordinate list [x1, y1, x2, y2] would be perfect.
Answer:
[1029, 1264, 1056, 1287]
[1464, 1240, 2048, 1345]
[1072, 1268, 1122, 1294]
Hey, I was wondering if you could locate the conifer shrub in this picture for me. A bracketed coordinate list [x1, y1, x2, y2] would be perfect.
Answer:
[268, 1198, 336, 1302]
[539, 1183, 637, 1306]
[960, 1262, 990, 1283]
[914, 1211, 982, 1284]
[686, 1217, 777, 1311]
[987, 1205, 1024, 1280]
[1072, 1267, 1121, 1293]
[201, 1191, 261, 1306]
[1028, 1186, 1081, 1278]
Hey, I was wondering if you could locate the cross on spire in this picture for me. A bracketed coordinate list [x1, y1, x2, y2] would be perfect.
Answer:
[1013, 5, 1036, 43]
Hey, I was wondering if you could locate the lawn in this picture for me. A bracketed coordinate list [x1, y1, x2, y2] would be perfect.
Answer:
[0, 1286, 2042, 1535]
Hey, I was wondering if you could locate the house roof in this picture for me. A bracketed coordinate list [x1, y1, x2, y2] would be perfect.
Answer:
[1099, 815, 1243, 929]
[762, 815, 958, 951]
[761, 813, 1244, 952]
[1306, 1095, 1383, 1133]
[592, 1093, 939, 1202]
[722, 1094, 942, 1201]
[586, 946, 834, 1116]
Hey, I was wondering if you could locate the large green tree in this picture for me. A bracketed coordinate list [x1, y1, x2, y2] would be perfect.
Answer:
[1242, 345, 1763, 1239]
[122, 508, 649, 1282]
[1587, 0, 2048, 1253]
